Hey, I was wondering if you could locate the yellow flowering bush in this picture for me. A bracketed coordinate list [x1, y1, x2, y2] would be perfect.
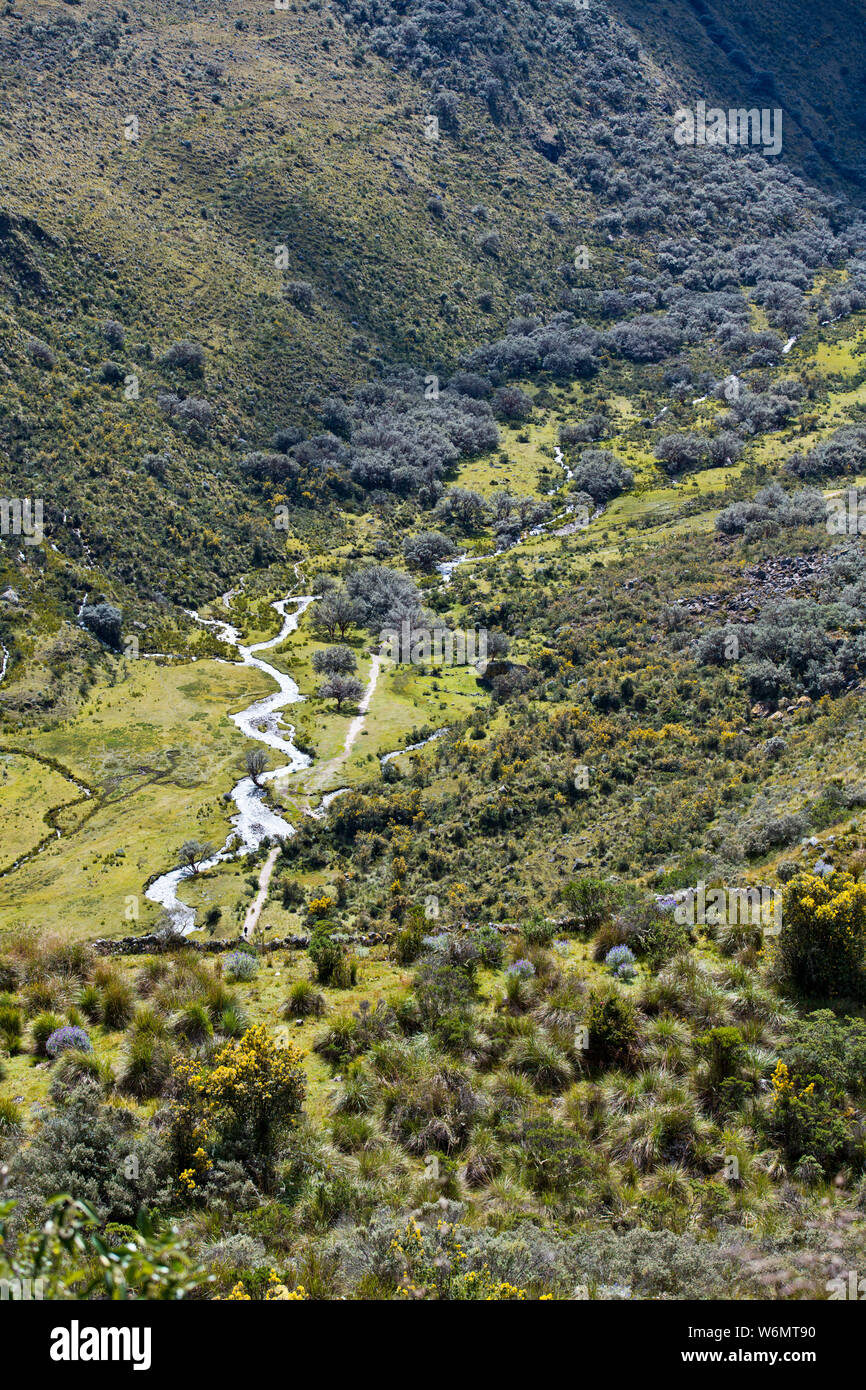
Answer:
[768, 1059, 858, 1171]
[214, 1271, 308, 1301]
[388, 1218, 544, 1300]
[779, 871, 866, 997]
[169, 1025, 306, 1195]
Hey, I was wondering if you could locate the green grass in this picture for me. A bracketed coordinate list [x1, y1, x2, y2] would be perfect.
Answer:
[0, 658, 275, 940]
[0, 752, 86, 871]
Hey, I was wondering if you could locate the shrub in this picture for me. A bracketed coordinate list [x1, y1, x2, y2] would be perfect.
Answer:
[169, 1026, 306, 1193]
[783, 1010, 866, 1096]
[414, 955, 476, 1032]
[516, 1118, 590, 1194]
[80, 603, 123, 651]
[46, 1026, 92, 1059]
[283, 981, 326, 1019]
[559, 876, 617, 932]
[778, 872, 866, 998]
[309, 929, 357, 988]
[286, 280, 315, 311]
[103, 319, 125, 348]
[26, 338, 55, 368]
[605, 945, 637, 982]
[161, 339, 205, 375]
[473, 925, 505, 969]
[224, 951, 259, 983]
[392, 920, 424, 965]
[768, 1061, 860, 1171]
[695, 1026, 749, 1112]
[522, 915, 557, 947]
[31, 1012, 65, 1057]
[584, 988, 639, 1067]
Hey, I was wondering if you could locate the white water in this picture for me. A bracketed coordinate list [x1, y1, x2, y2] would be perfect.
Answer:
[554, 443, 574, 483]
[381, 727, 451, 765]
[436, 553, 467, 585]
[304, 787, 350, 821]
[0, 642, 8, 684]
[148, 476, 588, 932]
[437, 446, 576, 583]
[145, 592, 316, 933]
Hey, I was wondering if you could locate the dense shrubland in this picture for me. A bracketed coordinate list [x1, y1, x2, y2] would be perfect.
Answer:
[5, 836, 866, 1300]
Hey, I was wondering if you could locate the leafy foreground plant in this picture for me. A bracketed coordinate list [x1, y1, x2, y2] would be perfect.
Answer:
[0, 1194, 210, 1300]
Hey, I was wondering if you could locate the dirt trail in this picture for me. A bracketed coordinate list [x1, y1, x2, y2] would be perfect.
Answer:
[342, 654, 382, 758]
[241, 844, 281, 940]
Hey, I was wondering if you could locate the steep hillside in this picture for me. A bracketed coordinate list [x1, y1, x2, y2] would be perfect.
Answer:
[6, 0, 866, 1320]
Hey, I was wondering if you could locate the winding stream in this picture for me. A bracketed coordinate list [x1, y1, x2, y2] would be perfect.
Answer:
[145, 592, 317, 933]
[436, 444, 580, 584]
[144, 443, 587, 933]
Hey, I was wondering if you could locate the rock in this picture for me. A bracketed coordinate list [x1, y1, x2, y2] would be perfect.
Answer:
[476, 658, 530, 690]
[533, 124, 562, 162]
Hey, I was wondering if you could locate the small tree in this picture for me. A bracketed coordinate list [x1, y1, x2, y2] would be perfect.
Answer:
[245, 749, 269, 785]
[318, 674, 364, 710]
[311, 645, 357, 677]
[177, 840, 215, 876]
[402, 531, 457, 573]
[436, 488, 489, 533]
[492, 385, 533, 421]
[316, 590, 362, 640]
